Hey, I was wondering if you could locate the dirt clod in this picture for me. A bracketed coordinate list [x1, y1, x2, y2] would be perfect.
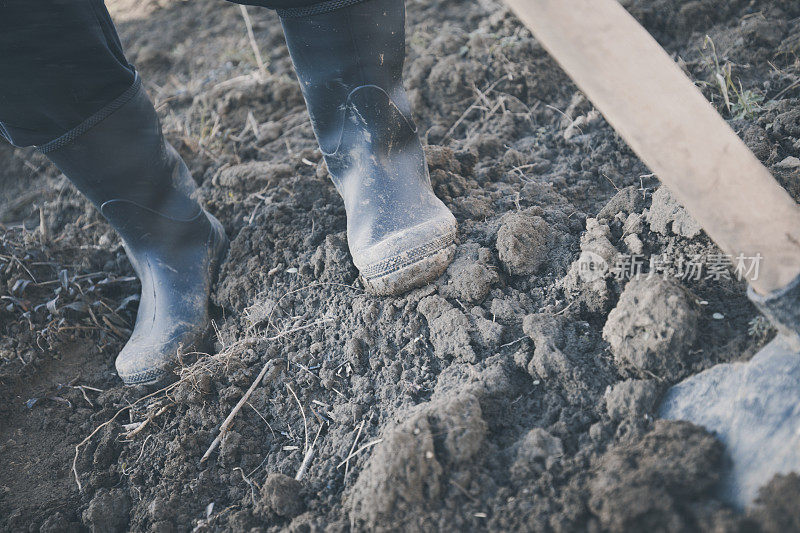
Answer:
[496, 211, 552, 275]
[522, 313, 571, 380]
[597, 185, 645, 221]
[82, 488, 131, 533]
[40, 512, 80, 533]
[604, 379, 659, 421]
[510, 428, 563, 478]
[349, 394, 486, 530]
[219, 430, 243, 466]
[748, 473, 800, 532]
[261, 473, 305, 518]
[646, 187, 702, 239]
[589, 420, 724, 532]
[418, 295, 476, 362]
[438, 244, 498, 303]
[214, 161, 292, 193]
[603, 278, 699, 378]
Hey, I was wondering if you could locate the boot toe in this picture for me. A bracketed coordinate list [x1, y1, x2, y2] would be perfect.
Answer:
[115, 349, 172, 385]
[354, 213, 457, 296]
[115, 329, 201, 385]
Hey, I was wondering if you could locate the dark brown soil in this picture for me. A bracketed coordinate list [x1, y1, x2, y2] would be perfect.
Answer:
[2, 0, 800, 531]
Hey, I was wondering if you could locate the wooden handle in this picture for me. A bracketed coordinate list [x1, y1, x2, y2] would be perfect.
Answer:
[505, 0, 800, 293]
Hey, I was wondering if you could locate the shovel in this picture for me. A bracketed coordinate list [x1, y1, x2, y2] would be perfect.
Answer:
[504, 0, 800, 507]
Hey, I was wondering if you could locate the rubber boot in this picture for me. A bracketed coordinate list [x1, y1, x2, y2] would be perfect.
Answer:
[41, 75, 229, 385]
[659, 275, 800, 508]
[280, 0, 457, 296]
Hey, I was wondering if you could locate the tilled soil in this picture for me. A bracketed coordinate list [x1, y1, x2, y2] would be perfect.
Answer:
[2, 0, 800, 531]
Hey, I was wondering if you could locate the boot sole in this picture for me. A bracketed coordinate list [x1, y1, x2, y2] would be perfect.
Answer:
[359, 229, 457, 296]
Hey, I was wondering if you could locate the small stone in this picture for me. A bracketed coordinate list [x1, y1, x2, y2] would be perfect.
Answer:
[776, 156, 800, 169]
[261, 473, 304, 518]
[496, 211, 552, 275]
[605, 379, 659, 421]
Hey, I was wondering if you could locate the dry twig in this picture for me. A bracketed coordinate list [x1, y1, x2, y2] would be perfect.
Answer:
[295, 423, 324, 481]
[239, 5, 269, 81]
[200, 358, 284, 462]
[343, 420, 365, 477]
[286, 383, 309, 455]
[336, 438, 384, 469]
[72, 382, 179, 491]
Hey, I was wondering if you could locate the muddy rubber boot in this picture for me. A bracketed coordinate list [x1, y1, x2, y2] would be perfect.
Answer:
[280, 0, 457, 296]
[659, 274, 800, 508]
[41, 75, 229, 385]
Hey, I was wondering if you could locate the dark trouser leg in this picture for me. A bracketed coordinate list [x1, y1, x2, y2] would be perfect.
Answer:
[0, 0, 134, 147]
[0, 1, 228, 385]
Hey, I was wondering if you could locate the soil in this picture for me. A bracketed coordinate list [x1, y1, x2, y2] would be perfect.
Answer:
[2, 0, 800, 531]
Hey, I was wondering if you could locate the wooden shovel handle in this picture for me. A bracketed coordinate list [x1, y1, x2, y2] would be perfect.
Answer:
[504, 0, 800, 293]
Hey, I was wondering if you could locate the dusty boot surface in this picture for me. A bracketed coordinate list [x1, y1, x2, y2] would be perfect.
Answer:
[104, 198, 228, 385]
[660, 274, 800, 507]
[43, 75, 229, 385]
[280, 0, 457, 295]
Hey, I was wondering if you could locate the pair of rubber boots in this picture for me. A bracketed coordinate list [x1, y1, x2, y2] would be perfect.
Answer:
[43, 0, 456, 385]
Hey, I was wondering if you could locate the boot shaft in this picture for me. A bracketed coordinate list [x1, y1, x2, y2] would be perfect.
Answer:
[42, 75, 209, 261]
[42, 75, 199, 219]
[280, 0, 414, 156]
[279, 0, 458, 295]
[39, 74, 229, 385]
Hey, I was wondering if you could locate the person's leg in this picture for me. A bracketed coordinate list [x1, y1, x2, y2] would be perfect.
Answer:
[0, 0, 134, 147]
[231, 0, 458, 295]
[0, 0, 228, 385]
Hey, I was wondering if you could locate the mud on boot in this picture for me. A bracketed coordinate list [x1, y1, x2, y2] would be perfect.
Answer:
[280, 0, 457, 296]
[42, 74, 229, 385]
[104, 199, 228, 385]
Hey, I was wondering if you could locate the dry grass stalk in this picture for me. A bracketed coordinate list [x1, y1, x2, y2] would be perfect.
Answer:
[238, 5, 269, 81]
[200, 357, 285, 463]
